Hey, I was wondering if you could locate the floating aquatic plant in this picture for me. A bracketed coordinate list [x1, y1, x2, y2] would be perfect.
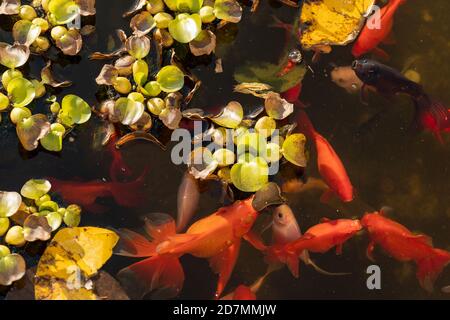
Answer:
[181, 83, 308, 192]
[0, 179, 85, 287]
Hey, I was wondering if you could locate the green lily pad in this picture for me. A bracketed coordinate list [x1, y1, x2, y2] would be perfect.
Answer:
[133, 59, 149, 87]
[114, 97, 145, 125]
[12, 20, 41, 46]
[230, 157, 269, 192]
[177, 0, 203, 13]
[40, 123, 66, 152]
[282, 133, 308, 167]
[59, 94, 92, 126]
[21, 179, 52, 200]
[48, 0, 81, 25]
[7, 77, 36, 108]
[168, 13, 202, 43]
[156, 65, 185, 93]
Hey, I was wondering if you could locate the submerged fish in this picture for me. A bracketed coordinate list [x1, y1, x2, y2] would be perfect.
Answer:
[362, 211, 450, 292]
[115, 184, 285, 299]
[297, 111, 355, 203]
[107, 133, 133, 182]
[353, 59, 450, 142]
[176, 171, 200, 232]
[352, 0, 407, 59]
[220, 272, 269, 300]
[49, 168, 148, 213]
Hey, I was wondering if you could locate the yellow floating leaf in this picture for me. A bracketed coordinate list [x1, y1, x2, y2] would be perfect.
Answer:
[300, 0, 375, 49]
[35, 227, 119, 300]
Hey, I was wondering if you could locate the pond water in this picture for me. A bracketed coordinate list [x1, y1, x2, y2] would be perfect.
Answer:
[1, 0, 450, 299]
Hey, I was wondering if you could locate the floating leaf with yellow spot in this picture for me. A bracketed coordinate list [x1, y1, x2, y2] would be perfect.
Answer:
[300, 0, 375, 49]
[34, 227, 119, 300]
[282, 133, 307, 167]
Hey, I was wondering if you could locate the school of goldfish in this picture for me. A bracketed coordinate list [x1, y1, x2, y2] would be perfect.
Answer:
[46, 0, 449, 299]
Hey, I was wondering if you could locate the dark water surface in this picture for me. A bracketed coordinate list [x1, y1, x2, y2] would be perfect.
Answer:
[1, 0, 449, 299]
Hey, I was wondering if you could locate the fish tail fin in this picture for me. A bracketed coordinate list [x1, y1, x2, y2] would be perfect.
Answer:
[416, 249, 450, 292]
[265, 245, 300, 278]
[413, 94, 449, 143]
[117, 255, 184, 299]
[297, 110, 317, 140]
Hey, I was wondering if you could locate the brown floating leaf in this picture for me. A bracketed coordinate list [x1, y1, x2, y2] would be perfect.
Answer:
[252, 182, 285, 212]
[0, 42, 30, 69]
[159, 107, 182, 130]
[126, 35, 151, 59]
[189, 30, 216, 56]
[0, 0, 20, 15]
[116, 131, 166, 150]
[264, 92, 293, 120]
[95, 64, 119, 85]
[123, 0, 146, 17]
[75, 0, 96, 16]
[56, 29, 83, 56]
[114, 55, 135, 76]
[80, 25, 96, 36]
[130, 11, 156, 36]
[23, 215, 52, 242]
[41, 61, 72, 88]
[129, 112, 152, 132]
[234, 82, 272, 98]
[12, 20, 41, 46]
[16, 114, 51, 151]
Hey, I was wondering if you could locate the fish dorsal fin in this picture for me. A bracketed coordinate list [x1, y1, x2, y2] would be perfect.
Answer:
[410, 234, 433, 246]
[320, 217, 331, 223]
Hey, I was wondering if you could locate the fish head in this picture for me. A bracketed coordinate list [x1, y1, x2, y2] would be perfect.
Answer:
[352, 59, 380, 85]
[330, 65, 363, 94]
[360, 212, 381, 229]
[271, 204, 302, 245]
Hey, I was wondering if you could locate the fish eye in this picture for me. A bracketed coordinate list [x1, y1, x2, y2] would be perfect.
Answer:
[278, 213, 283, 219]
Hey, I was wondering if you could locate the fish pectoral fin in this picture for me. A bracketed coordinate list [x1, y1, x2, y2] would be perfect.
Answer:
[243, 230, 268, 251]
[366, 241, 376, 262]
[286, 254, 300, 278]
[209, 240, 242, 299]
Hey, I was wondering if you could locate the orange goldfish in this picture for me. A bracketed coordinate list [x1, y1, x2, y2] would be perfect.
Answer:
[362, 211, 450, 292]
[246, 204, 359, 277]
[352, 0, 407, 59]
[48, 168, 147, 213]
[265, 218, 362, 277]
[297, 111, 355, 203]
[115, 196, 267, 299]
[220, 272, 269, 300]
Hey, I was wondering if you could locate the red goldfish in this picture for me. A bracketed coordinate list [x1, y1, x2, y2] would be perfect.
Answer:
[352, 0, 407, 58]
[266, 218, 362, 277]
[115, 197, 262, 299]
[49, 168, 147, 213]
[297, 111, 355, 202]
[362, 211, 450, 292]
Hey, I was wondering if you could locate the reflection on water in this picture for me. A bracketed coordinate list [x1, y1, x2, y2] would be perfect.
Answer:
[1, 0, 449, 299]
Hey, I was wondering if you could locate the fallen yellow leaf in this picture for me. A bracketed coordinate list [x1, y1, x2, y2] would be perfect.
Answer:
[35, 227, 119, 300]
[300, 0, 375, 49]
